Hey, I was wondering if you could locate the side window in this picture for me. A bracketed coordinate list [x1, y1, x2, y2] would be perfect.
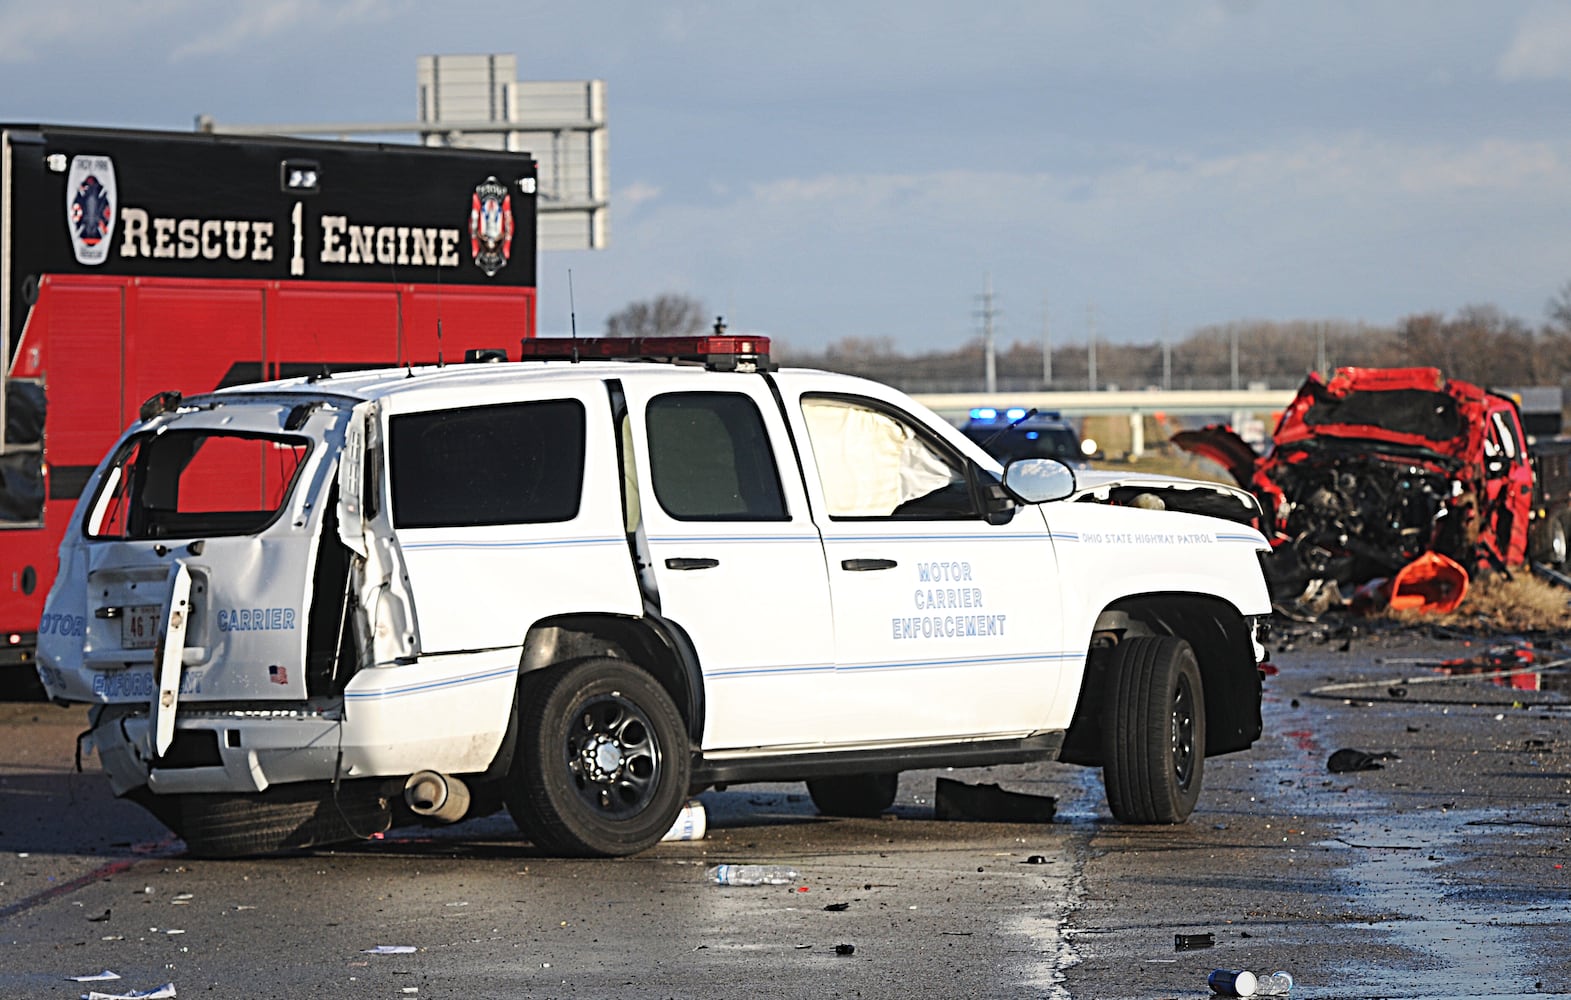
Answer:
[1488, 410, 1520, 464]
[389, 399, 585, 528]
[801, 395, 977, 520]
[645, 392, 787, 521]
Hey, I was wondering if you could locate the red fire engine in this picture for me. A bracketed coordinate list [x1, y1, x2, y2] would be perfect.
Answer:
[2, 124, 539, 671]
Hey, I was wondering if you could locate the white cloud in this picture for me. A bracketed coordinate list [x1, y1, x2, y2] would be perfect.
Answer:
[616, 180, 662, 213]
[171, 0, 398, 60]
[0, 0, 402, 65]
[595, 131, 1571, 347]
[0, 0, 184, 63]
[1498, 3, 1571, 80]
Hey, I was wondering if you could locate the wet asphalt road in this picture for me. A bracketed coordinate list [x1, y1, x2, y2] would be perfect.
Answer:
[1, 623, 1568, 999]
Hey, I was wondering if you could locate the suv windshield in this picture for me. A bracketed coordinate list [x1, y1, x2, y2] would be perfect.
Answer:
[86, 429, 310, 540]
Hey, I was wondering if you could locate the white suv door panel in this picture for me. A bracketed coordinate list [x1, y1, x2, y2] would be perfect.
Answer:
[381, 389, 642, 656]
[780, 380, 1069, 743]
[620, 374, 835, 751]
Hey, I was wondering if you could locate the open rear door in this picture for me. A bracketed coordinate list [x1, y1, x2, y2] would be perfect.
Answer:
[38, 398, 349, 727]
[337, 401, 421, 669]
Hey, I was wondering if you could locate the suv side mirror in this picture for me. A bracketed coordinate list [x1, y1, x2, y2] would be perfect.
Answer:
[1003, 458, 1075, 504]
[982, 479, 1016, 524]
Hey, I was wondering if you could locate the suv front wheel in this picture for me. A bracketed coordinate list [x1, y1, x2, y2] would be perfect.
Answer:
[506, 658, 690, 857]
[1100, 636, 1205, 824]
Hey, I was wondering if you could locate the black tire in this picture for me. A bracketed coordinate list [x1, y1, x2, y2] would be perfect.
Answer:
[176, 782, 391, 858]
[506, 658, 689, 857]
[1100, 636, 1205, 824]
[807, 773, 899, 817]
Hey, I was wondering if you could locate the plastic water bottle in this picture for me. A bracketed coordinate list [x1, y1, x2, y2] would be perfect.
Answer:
[705, 864, 801, 886]
[1255, 971, 1294, 996]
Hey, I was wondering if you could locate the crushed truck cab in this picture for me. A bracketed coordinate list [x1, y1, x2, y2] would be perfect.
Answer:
[39, 336, 1273, 858]
[1174, 365, 1536, 603]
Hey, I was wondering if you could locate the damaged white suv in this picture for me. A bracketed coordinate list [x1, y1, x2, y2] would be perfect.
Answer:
[38, 336, 1272, 857]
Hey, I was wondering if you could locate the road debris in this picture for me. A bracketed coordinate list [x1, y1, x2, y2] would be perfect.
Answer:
[1327, 748, 1400, 773]
[706, 864, 802, 886]
[1208, 968, 1257, 996]
[363, 945, 418, 954]
[661, 799, 707, 842]
[80, 984, 175, 1000]
[1175, 932, 1215, 951]
[67, 972, 121, 982]
[932, 777, 1057, 823]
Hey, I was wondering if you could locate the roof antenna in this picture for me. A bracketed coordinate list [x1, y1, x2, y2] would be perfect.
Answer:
[568, 269, 580, 364]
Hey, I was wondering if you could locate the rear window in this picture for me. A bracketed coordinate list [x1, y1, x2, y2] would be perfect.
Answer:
[390, 399, 585, 528]
[86, 430, 310, 540]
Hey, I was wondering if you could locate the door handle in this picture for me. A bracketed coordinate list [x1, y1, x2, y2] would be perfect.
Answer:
[664, 557, 719, 570]
[841, 558, 898, 571]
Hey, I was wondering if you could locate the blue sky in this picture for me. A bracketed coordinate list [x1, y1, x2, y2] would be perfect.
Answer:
[5, 1, 1571, 353]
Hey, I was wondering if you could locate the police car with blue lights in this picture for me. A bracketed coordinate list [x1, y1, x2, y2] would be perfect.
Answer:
[38, 335, 1273, 858]
[962, 407, 1095, 470]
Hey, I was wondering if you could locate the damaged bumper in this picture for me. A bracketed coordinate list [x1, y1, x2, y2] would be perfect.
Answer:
[88, 702, 344, 796]
[83, 649, 519, 798]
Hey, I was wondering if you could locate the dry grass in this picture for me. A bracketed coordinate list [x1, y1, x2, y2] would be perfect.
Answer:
[1389, 571, 1570, 632]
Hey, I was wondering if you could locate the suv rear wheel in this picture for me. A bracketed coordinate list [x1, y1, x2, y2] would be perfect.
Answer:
[506, 658, 689, 857]
[1100, 636, 1205, 824]
[177, 782, 391, 858]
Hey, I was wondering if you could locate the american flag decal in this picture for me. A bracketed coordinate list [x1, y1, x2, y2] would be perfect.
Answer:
[269, 665, 288, 685]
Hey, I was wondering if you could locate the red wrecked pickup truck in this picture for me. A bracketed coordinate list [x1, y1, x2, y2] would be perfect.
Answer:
[1174, 367, 1534, 606]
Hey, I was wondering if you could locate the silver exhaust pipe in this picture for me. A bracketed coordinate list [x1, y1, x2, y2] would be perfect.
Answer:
[403, 770, 471, 823]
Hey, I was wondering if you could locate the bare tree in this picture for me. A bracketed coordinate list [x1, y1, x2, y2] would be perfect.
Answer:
[764, 304, 1568, 394]
[1396, 306, 1533, 387]
[1548, 280, 1571, 335]
[604, 294, 710, 338]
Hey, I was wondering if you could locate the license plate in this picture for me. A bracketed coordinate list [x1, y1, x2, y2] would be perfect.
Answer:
[121, 605, 162, 650]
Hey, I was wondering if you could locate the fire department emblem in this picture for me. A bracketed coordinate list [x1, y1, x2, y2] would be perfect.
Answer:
[66, 155, 117, 266]
[468, 176, 513, 277]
